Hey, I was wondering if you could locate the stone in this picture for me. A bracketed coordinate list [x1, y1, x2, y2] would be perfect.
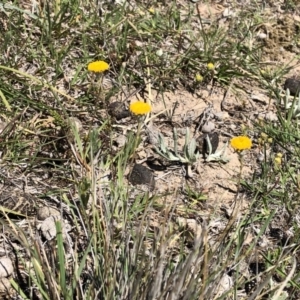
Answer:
[264, 111, 277, 122]
[0, 257, 13, 277]
[39, 215, 71, 241]
[108, 102, 130, 120]
[284, 78, 300, 96]
[201, 121, 215, 133]
[68, 117, 82, 132]
[145, 124, 160, 146]
[37, 207, 60, 220]
[128, 164, 155, 190]
[0, 278, 12, 295]
[214, 112, 228, 121]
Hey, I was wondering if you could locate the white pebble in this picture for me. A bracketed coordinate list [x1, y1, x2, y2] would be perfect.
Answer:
[37, 207, 60, 220]
[69, 117, 82, 132]
[0, 257, 13, 277]
[0, 278, 12, 294]
[202, 121, 215, 133]
[214, 112, 228, 121]
[39, 216, 70, 241]
[265, 111, 277, 122]
[257, 32, 267, 39]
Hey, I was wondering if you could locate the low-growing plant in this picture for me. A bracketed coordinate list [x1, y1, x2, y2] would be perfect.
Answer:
[155, 127, 200, 177]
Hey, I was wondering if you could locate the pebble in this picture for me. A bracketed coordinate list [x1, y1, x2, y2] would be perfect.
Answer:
[284, 78, 300, 96]
[250, 92, 267, 103]
[223, 8, 234, 17]
[257, 112, 277, 122]
[230, 124, 236, 131]
[257, 32, 267, 39]
[68, 117, 82, 132]
[146, 124, 160, 145]
[37, 207, 60, 220]
[0, 278, 12, 295]
[115, 135, 126, 148]
[264, 111, 277, 122]
[215, 274, 233, 297]
[0, 257, 13, 277]
[39, 215, 71, 241]
[0, 248, 6, 257]
[108, 102, 130, 120]
[214, 112, 228, 121]
[201, 121, 215, 133]
[0, 121, 7, 134]
[128, 164, 155, 190]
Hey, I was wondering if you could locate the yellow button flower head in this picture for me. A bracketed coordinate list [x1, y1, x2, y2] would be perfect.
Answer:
[207, 62, 215, 70]
[88, 60, 109, 73]
[274, 156, 281, 166]
[195, 73, 203, 82]
[130, 101, 151, 115]
[149, 7, 155, 14]
[230, 136, 252, 151]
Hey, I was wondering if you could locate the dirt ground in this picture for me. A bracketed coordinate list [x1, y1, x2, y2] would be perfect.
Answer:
[125, 1, 300, 214]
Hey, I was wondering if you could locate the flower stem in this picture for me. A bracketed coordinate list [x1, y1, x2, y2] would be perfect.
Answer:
[130, 117, 143, 163]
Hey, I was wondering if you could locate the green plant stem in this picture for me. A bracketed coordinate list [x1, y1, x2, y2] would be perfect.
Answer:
[129, 118, 143, 164]
[214, 151, 244, 247]
[237, 151, 244, 192]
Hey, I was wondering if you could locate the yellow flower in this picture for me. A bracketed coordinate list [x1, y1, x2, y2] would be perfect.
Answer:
[230, 136, 252, 151]
[274, 156, 281, 166]
[195, 73, 203, 82]
[130, 101, 151, 115]
[88, 61, 109, 73]
[260, 132, 268, 140]
[149, 7, 155, 14]
[207, 62, 215, 70]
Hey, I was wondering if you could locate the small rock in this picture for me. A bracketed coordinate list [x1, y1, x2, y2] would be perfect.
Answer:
[257, 152, 264, 162]
[0, 257, 13, 277]
[223, 8, 234, 17]
[250, 92, 267, 104]
[39, 216, 70, 241]
[156, 49, 163, 56]
[201, 121, 215, 133]
[68, 117, 82, 132]
[115, 135, 127, 148]
[0, 278, 12, 295]
[230, 124, 236, 131]
[0, 248, 6, 257]
[134, 40, 144, 47]
[215, 274, 233, 297]
[0, 121, 7, 134]
[284, 78, 300, 96]
[37, 207, 60, 220]
[257, 32, 267, 39]
[214, 111, 229, 121]
[108, 102, 130, 120]
[128, 164, 155, 190]
[257, 112, 277, 122]
[145, 124, 160, 146]
[265, 111, 277, 122]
